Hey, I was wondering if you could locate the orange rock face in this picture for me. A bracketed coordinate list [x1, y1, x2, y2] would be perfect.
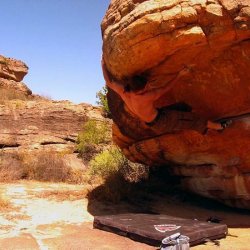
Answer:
[102, 0, 250, 208]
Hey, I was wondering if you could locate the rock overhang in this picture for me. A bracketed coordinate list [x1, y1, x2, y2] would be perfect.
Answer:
[102, 0, 250, 209]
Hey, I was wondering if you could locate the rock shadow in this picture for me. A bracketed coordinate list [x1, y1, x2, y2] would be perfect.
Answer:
[87, 167, 250, 228]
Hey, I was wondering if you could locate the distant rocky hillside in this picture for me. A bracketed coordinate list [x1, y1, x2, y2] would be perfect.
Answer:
[0, 100, 103, 152]
[0, 54, 105, 171]
[0, 55, 31, 97]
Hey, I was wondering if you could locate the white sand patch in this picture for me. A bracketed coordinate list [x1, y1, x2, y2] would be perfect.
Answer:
[25, 199, 91, 225]
[0, 181, 93, 246]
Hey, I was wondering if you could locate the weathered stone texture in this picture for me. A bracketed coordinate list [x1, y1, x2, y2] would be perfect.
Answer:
[0, 55, 105, 171]
[102, 0, 250, 208]
[0, 55, 31, 96]
[0, 100, 103, 152]
[0, 55, 28, 82]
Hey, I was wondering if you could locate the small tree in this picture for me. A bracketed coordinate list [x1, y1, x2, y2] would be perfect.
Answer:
[96, 86, 110, 117]
[77, 119, 111, 161]
[89, 146, 126, 179]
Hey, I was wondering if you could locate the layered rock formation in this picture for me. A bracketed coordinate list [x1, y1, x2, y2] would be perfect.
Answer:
[102, 0, 250, 208]
[0, 55, 31, 96]
[0, 54, 104, 170]
[0, 100, 103, 152]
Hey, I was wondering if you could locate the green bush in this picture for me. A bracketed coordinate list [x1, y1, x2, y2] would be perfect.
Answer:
[88, 147, 127, 202]
[96, 86, 110, 117]
[89, 147, 126, 179]
[87, 146, 150, 202]
[89, 146, 149, 182]
[77, 120, 111, 161]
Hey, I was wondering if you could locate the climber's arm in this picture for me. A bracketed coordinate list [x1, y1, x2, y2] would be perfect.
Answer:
[207, 121, 223, 130]
[102, 59, 111, 83]
[143, 68, 190, 100]
[143, 80, 175, 100]
[102, 60, 124, 96]
[106, 80, 125, 96]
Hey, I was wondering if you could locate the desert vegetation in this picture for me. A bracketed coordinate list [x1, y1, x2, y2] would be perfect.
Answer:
[0, 57, 8, 66]
[21, 151, 78, 183]
[0, 151, 86, 184]
[36, 189, 88, 201]
[0, 193, 13, 212]
[0, 152, 23, 182]
[89, 146, 149, 183]
[76, 117, 150, 202]
[0, 113, 149, 204]
[96, 86, 110, 117]
[77, 119, 111, 162]
[0, 88, 52, 105]
[87, 146, 149, 202]
[0, 89, 31, 104]
[0, 106, 149, 203]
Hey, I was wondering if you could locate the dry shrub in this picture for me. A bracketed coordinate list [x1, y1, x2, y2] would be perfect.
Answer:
[76, 119, 151, 202]
[0, 150, 87, 184]
[79, 144, 101, 163]
[0, 89, 31, 104]
[21, 151, 87, 184]
[0, 194, 13, 212]
[88, 166, 181, 204]
[22, 151, 72, 182]
[0, 152, 24, 182]
[120, 161, 149, 183]
[66, 168, 88, 184]
[36, 189, 88, 201]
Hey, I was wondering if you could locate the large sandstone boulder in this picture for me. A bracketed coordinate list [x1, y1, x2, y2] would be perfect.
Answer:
[102, 0, 250, 208]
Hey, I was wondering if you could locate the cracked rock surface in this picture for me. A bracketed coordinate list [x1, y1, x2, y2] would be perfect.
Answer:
[102, 0, 250, 209]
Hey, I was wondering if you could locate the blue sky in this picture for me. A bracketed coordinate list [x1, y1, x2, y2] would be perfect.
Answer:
[0, 0, 110, 104]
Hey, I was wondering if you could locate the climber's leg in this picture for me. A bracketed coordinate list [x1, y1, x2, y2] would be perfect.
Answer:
[147, 107, 208, 134]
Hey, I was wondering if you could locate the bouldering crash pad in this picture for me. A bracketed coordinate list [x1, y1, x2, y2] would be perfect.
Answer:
[94, 214, 228, 247]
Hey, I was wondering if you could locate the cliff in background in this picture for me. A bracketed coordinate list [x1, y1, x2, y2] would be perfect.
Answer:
[0, 54, 104, 171]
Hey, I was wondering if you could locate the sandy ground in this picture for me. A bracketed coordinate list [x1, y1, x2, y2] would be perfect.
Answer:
[0, 182, 152, 250]
[0, 181, 249, 250]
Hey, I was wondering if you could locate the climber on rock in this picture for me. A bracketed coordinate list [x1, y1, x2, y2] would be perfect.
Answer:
[102, 60, 231, 133]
